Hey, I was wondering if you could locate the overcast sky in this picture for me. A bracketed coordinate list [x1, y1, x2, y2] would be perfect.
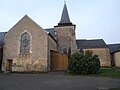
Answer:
[0, 0, 120, 44]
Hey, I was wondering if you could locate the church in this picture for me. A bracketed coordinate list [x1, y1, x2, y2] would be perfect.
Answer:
[0, 3, 120, 72]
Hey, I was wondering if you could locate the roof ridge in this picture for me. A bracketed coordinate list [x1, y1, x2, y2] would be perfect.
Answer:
[76, 39, 104, 41]
[107, 43, 120, 45]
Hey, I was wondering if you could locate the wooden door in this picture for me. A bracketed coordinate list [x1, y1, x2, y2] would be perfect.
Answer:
[6, 60, 13, 71]
[51, 51, 68, 70]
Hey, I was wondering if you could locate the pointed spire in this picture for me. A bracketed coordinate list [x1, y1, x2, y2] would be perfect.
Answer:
[58, 2, 72, 26]
[64, 0, 66, 5]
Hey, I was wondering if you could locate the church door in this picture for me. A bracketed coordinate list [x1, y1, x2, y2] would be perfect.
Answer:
[6, 59, 13, 72]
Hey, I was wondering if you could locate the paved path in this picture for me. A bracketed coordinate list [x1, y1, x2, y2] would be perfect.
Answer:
[0, 72, 120, 90]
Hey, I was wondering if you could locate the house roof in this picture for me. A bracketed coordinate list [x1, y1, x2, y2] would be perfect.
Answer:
[45, 28, 55, 37]
[107, 44, 120, 53]
[0, 32, 6, 46]
[76, 39, 107, 49]
[44, 28, 57, 43]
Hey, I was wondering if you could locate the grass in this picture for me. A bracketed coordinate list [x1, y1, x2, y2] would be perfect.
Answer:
[109, 88, 120, 90]
[95, 68, 120, 77]
[68, 68, 120, 78]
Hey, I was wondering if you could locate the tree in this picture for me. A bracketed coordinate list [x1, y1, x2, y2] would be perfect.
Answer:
[68, 50, 100, 74]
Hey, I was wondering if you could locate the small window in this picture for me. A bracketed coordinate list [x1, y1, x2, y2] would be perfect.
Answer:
[79, 49, 84, 54]
[63, 48, 68, 54]
[20, 32, 30, 54]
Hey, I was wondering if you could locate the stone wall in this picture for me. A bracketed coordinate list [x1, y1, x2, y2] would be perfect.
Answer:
[83, 48, 111, 67]
[0, 46, 3, 71]
[2, 15, 49, 72]
[47, 35, 57, 71]
[114, 51, 120, 68]
[48, 36, 57, 51]
[54, 25, 77, 55]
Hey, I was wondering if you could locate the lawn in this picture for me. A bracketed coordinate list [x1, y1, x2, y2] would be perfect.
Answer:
[109, 88, 120, 90]
[68, 68, 120, 78]
[95, 68, 120, 77]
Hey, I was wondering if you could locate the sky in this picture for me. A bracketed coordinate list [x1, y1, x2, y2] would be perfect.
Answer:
[0, 0, 120, 44]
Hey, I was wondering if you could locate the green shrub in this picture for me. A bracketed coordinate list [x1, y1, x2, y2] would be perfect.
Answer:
[68, 50, 100, 74]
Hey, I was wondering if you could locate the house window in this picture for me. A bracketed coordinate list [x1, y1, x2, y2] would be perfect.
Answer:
[79, 49, 84, 54]
[63, 48, 68, 54]
[20, 32, 30, 54]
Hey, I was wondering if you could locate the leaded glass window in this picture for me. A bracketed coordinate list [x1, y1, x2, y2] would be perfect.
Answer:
[20, 32, 30, 54]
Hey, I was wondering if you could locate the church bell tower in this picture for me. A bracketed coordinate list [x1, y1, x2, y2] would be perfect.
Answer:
[54, 2, 77, 55]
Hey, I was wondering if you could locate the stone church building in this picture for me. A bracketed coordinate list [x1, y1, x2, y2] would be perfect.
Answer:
[0, 3, 119, 72]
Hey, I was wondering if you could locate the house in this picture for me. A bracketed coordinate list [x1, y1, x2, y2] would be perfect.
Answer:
[0, 32, 6, 71]
[76, 39, 111, 67]
[2, 14, 62, 72]
[0, 3, 113, 72]
[108, 44, 120, 68]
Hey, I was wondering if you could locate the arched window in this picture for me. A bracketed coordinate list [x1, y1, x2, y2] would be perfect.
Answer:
[20, 32, 30, 54]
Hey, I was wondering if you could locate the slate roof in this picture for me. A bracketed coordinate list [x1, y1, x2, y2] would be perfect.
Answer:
[107, 44, 120, 53]
[76, 39, 107, 49]
[58, 3, 72, 26]
[59, 3, 71, 23]
[0, 32, 6, 46]
[45, 28, 55, 37]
